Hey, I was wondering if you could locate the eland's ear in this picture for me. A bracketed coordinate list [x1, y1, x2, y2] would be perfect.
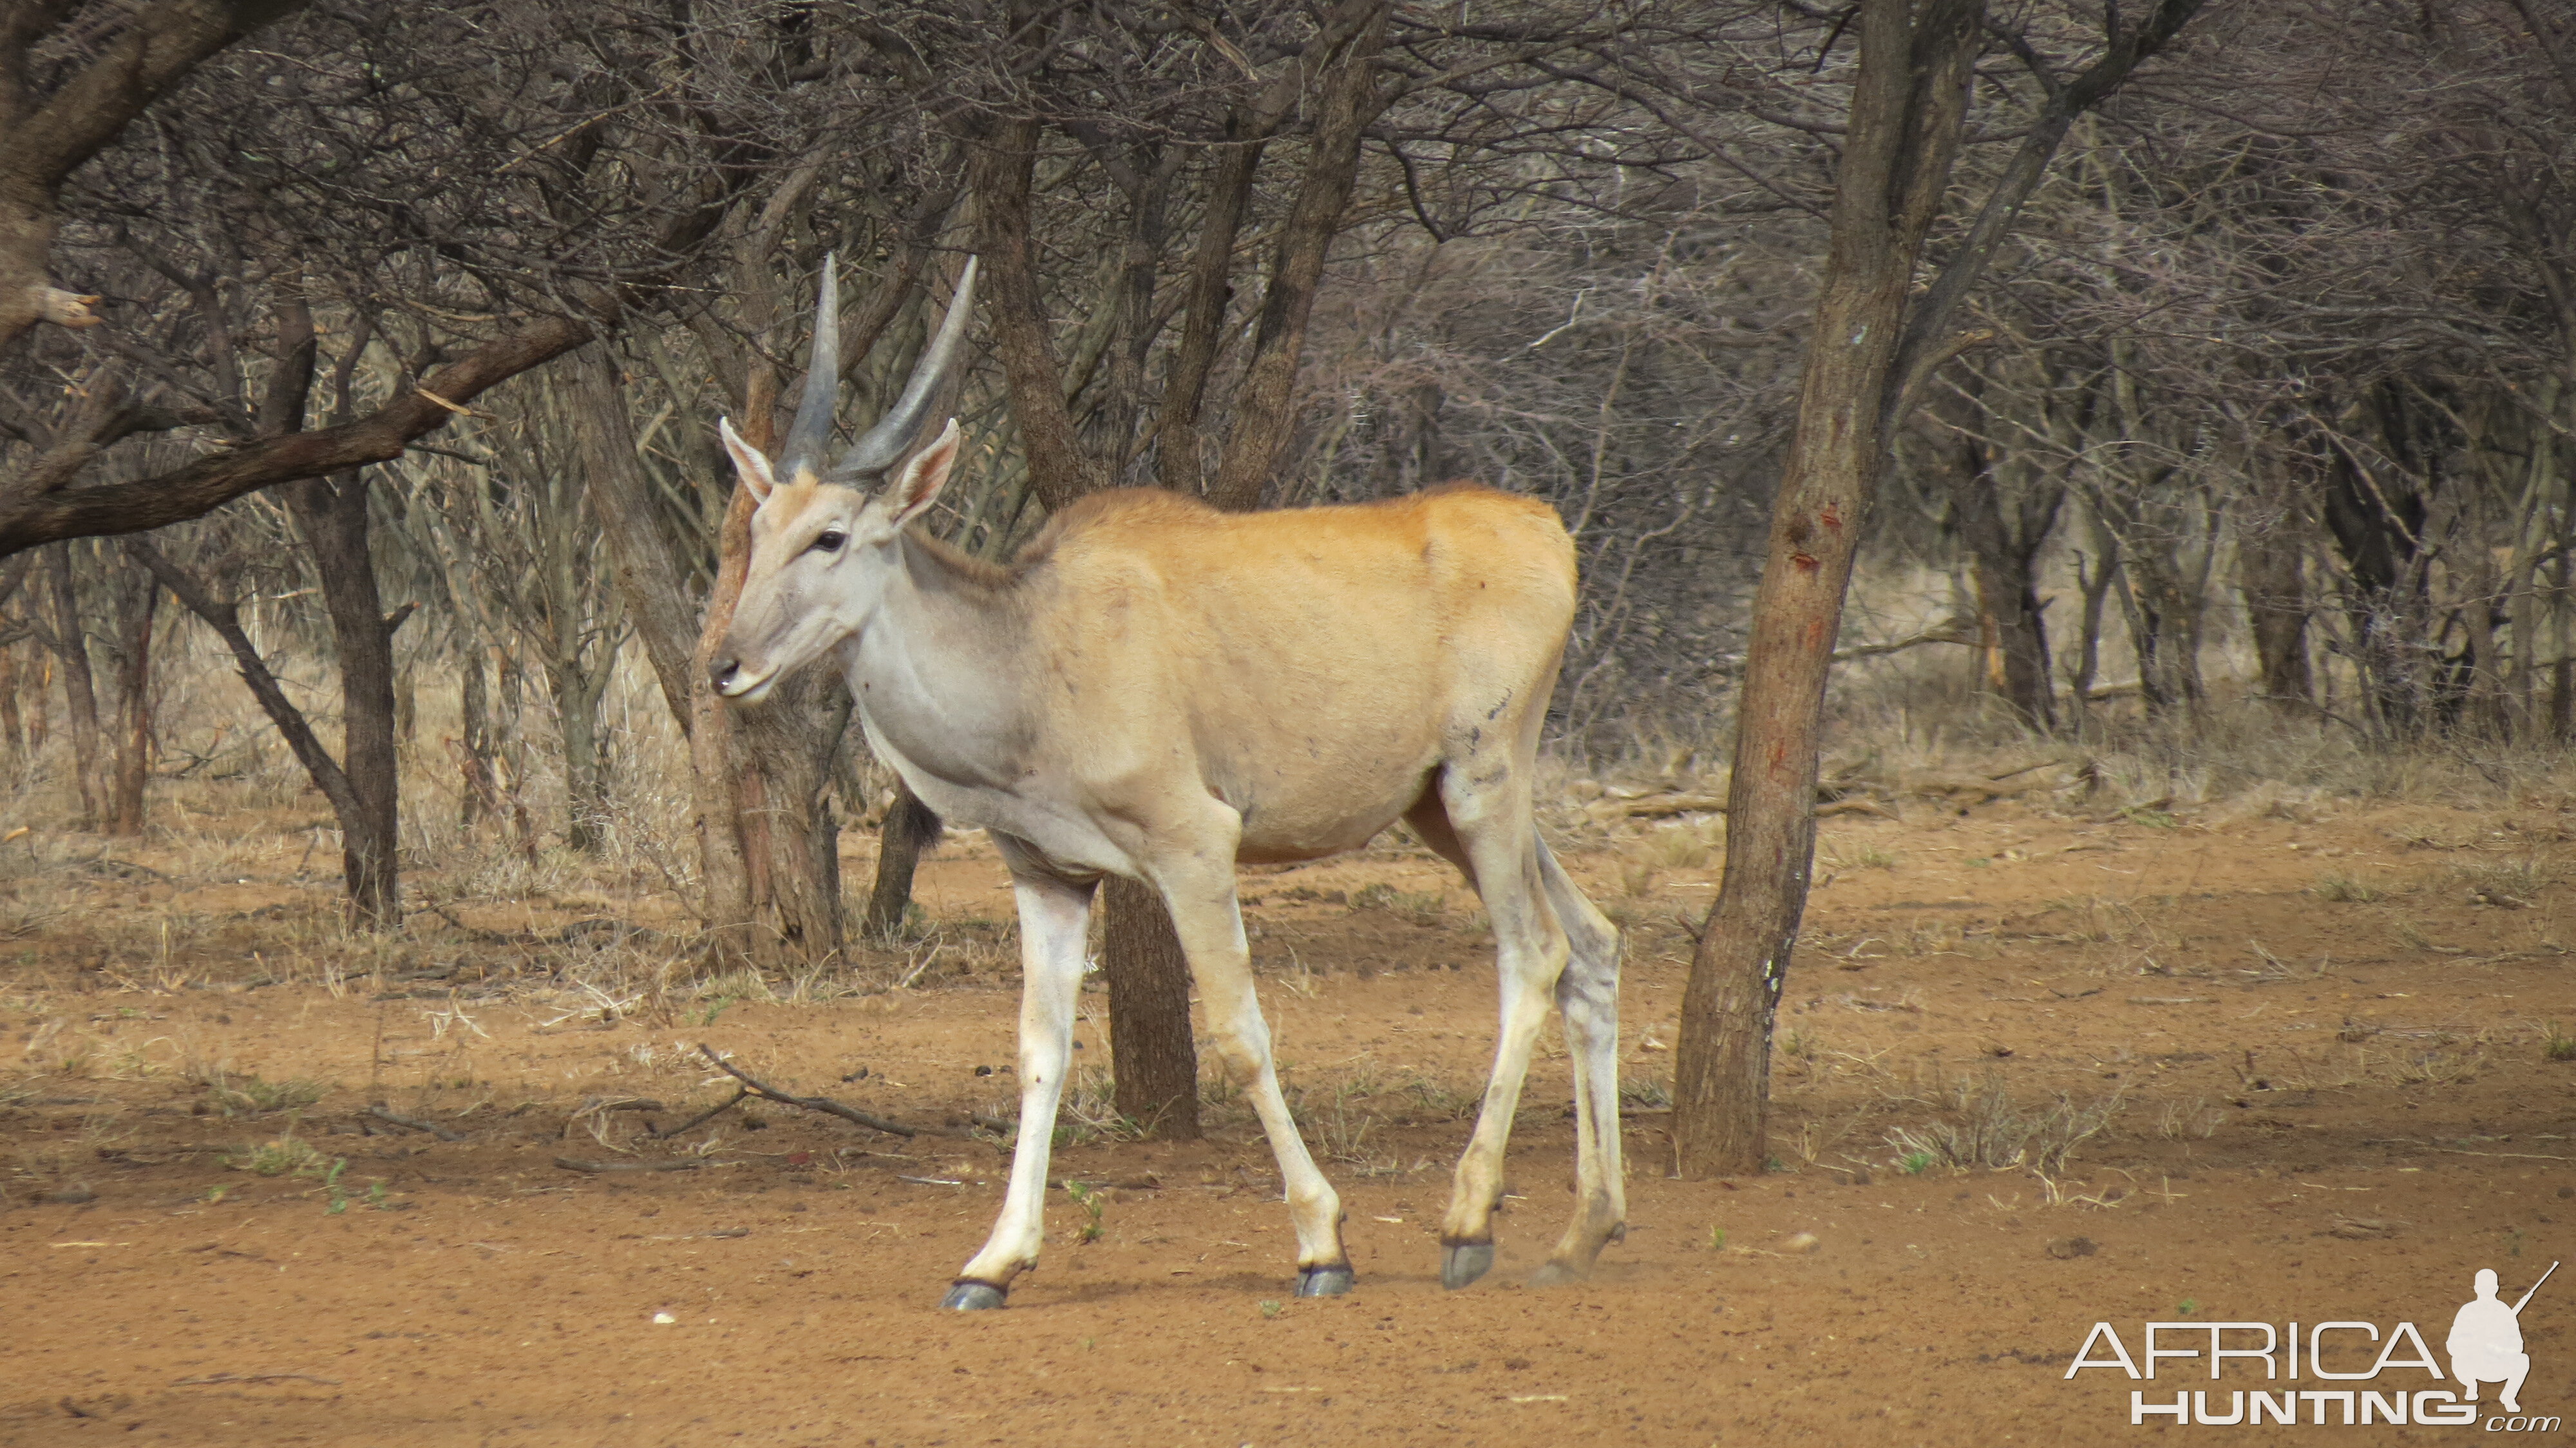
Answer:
[885, 418, 962, 527]
[719, 416, 777, 504]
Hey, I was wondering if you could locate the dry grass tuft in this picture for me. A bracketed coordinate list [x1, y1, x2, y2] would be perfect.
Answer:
[2544, 1024, 2576, 1065]
[2448, 855, 2557, 908]
[1882, 1074, 2125, 1176]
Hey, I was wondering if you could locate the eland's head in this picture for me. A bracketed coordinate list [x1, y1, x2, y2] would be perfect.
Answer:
[710, 254, 979, 704]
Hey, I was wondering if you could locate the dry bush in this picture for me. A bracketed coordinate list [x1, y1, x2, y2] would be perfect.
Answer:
[1882, 1073, 2125, 1176]
[2310, 872, 2383, 904]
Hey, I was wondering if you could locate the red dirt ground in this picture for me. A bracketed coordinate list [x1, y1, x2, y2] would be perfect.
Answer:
[4, 795, 2573, 1445]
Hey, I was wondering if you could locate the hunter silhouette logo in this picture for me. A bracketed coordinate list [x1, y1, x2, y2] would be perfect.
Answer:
[2451, 1262, 2552, 1415]
[2066, 1260, 2559, 1429]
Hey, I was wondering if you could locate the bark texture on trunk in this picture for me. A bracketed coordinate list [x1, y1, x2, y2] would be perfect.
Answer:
[1102, 875, 1203, 1140]
[0, 643, 22, 760]
[102, 561, 156, 835]
[862, 784, 941, 942]
[1669, 0, 2206, 1177]
[124, 539, 371, 855]
[1672, 0, 1982, 1177]
[285, 472, 402, 929]
[578, 343, 851, 972]
[568, 348, 701, 732]
[2237, 473, 2314, 711]
[1946, 426, 2060, 731]
[42, 545, 101, 828]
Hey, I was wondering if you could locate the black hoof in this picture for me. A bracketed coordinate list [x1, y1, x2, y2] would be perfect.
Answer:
[1295, 1264, 1356, 1298]
[1440, 1242, 1495, 1290]
[940, 1281, 1008, 1311]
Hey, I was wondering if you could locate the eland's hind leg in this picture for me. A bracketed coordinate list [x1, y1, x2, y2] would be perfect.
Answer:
[1423, 768, 1571, 1290]
[947, 841, 1095, 1310]
[1531, 837, 1625, 1285]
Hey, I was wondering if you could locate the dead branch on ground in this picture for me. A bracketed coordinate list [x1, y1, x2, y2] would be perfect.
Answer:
[696, 1044, 919, 1138]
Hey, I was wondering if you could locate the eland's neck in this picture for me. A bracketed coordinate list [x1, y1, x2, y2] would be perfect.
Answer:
[837, 530, 1036, 796]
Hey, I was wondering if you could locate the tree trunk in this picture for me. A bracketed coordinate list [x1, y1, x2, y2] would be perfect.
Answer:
[556, 662, 611, 853]
[2067, 517, 2120, 728]
[0, 642, 21, 760]
[124, 540, 371, 870]
[2555, 544, 2575, 743]
[285, 472, 402, 929]
[723, 681, 853, 971]
[1946, 427, 2059, 730]
[1102, 875, 1203, 1138]
[2319, 394, 2436, 736]
[2236, 468, 2314, 711]
[567, 348, 701, 732]
[102, 561, 157, 835]
[2124, 542, 2208, 718]
[457, 647, 490, 826]
[22, 642, 45, 755]
[43, 545, 102, 828]
[538, 431, 625, 854]
[973, 117, 1212, 1123]
[493, 653, 539, 864]
[571, 344, 849, 973]
[1672, 0, 1985, 1178]
[690, 450, 851, 973]
[862, 783, 940, 941]
[1670, 0, 2207, 1176]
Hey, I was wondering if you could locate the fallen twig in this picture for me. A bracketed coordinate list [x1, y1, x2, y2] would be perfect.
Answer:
[1591, 791, 1893, 821]
[1594, 791, 1729, 820]
[553, 1156, 706, 1174]
[173, 1372, 342, 1387]
[696, 1044, 916, 1138]
[1814, 797, 1898, 819]
[366, 1106, 466, 1141]
[1831, 626, 1973, 662]
[650, 1087, 749, 1139]
[411, 900, 520, 944]
[85, 853, 173, 882]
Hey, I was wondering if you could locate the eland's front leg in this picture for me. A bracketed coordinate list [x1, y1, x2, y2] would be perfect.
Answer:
[943, 861, 1095, 1310]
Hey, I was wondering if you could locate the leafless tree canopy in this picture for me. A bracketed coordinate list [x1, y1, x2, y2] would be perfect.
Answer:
[0, 0, 2564, 945]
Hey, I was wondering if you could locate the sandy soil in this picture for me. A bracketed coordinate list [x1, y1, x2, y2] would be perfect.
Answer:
[3, 794, 2573, 1445]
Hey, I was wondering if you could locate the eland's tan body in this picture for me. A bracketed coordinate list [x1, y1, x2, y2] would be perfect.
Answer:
[710, 258, 1624, 1308]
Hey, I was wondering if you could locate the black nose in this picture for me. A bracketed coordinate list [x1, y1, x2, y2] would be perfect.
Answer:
[712, 659, 738, 691]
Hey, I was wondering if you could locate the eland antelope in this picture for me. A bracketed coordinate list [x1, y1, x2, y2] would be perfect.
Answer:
[710, 257, 1624, 1309]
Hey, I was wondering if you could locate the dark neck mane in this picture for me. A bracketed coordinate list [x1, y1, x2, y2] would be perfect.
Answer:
[896, 487, 1211, 596]
[900, 526, 1019, 592]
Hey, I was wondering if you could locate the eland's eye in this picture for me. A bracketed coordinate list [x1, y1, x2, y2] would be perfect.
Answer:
[811, 529, 846, 554]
